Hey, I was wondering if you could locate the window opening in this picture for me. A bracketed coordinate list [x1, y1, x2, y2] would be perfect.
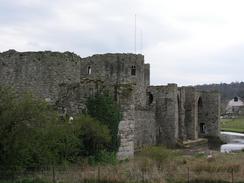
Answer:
[87, 66, 92, 75]
[200, 123, 206, 134]
[131, 65, 136, 76]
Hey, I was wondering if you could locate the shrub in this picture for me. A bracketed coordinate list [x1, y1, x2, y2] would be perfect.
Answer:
[73, 116, 111, 156]
[94, 150, 118, 165]
[86, 92, 122, 152]
[0, 88, 61, 170]
[51, 122, 81, 163]
[0, 87, 82, 172]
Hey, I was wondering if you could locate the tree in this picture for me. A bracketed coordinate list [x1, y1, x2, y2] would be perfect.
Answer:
[86, 92, 121, 152]
[0, 86, 117, 173]
[0, 87, 64, 170]
[73, 116, 111, 156]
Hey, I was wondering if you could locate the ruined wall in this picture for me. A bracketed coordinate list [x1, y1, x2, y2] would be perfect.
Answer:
[0, 49, 221, 159]
[78, 53, 151, 158]
[80, 53, 148, 107]
[134, 108, 156, 150]
[143, 64, 150, 86]
[56, 81, 136, 159]
[57, 79, 104, 115]
[184, 87, 198, 140]
[0, 51, 144, 160]
[178, 87, 186, 141]
[198, 91, 220, 137]
[80, 53, 145, 84]
[148, 84, 179, 147]
[116, 84, 136, 159]
[0, 50, 81, 103]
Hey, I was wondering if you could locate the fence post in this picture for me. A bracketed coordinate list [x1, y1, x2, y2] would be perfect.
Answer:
[98, 166, 100, 182]
[231, 168, 234, 183]
[187, 167, 190, 183]
[52, 166, 56, 183]
[11, 167, 16, 183]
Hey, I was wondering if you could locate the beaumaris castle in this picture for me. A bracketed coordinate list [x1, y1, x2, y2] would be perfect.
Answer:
[0, 50, 220, 159]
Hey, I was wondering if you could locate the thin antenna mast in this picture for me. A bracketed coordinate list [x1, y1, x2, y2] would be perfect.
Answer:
[134, 14, 137, 54]
[140, 29, 143, 54]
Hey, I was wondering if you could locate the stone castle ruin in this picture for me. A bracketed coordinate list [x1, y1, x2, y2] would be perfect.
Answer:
[0, 50, 220, 159]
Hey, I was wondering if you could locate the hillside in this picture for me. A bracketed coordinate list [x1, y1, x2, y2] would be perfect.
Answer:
[195, 82, 244, 101]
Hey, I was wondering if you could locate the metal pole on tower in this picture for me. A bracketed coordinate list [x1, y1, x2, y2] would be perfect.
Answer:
[134, 14, 137, 54]
[140, 29, 143, 54]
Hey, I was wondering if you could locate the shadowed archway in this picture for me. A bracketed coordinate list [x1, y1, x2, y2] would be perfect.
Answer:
[197, 97, 205, 136]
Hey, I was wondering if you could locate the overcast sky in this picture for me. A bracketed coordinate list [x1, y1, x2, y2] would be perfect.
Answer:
[0, 0, 243, 86]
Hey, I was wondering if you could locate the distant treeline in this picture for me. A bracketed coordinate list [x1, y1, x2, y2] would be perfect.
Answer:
[195, 82, 244, 101]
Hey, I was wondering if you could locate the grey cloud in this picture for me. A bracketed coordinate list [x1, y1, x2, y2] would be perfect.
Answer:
[0, 0, 243, 85]
[176, 15, 227, 24]
[0, 1, 53, 25]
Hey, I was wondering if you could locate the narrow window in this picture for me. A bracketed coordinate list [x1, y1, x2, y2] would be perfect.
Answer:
[200, 123, 206, 134]
[147, 92, 153, 105]
[87, 66, 91, 75]
[131, 65, 136, 76]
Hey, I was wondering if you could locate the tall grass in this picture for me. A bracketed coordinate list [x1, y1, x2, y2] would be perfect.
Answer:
[3, 147, 244, 183]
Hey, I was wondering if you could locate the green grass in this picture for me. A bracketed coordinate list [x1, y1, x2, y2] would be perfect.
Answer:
[221, 117, 244, 133]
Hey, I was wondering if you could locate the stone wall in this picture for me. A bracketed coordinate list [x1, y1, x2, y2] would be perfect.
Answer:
[56, 80, 104, 115]
[177, 87, 186, 141]
[148, 84, 179, 147]
[116, 84, 136, 159]
[184, 87, 198, 140]
[199, 91, 220, 137]
[134, 108, 156, 150]
[0, 50, 147, 160]
[80, 53, 148, 107]
[56, 81, 137, 159]
[0, 49, 221, 159]
[143, 64, 150, 86]
[0, 50, 81, 103]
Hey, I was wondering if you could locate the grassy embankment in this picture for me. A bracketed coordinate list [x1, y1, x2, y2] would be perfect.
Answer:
[4, 146, 244, 183]
[221, 117, 244, 133]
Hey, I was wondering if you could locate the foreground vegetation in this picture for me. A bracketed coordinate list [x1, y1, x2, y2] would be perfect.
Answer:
[0, 87, 121, 174]
[2, 86, 244, 183]
[3, 146, 244, 183]
[221, 117, 244, 133]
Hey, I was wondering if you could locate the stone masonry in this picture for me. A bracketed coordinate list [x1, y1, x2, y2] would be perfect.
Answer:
[0, 50, 221, 159]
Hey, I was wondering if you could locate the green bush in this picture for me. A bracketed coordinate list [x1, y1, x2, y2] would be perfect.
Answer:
[97, 150, 117, 165]
[93, 150, 118, 165]
[0, 87, 82, 171]
[0, 86, 119, 174]
[73, 116, 111, 156]
[86, 92, 122, 152]
[51, 122, 81, 163]
[0, 87, 61, 169]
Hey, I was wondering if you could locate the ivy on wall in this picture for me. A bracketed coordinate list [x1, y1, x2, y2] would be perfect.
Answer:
[86, 92, 122, 152]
